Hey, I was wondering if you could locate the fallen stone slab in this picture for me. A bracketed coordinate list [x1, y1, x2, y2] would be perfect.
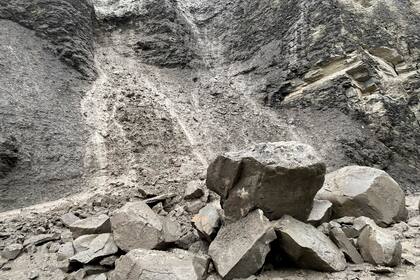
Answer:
[69, 214, 111, 238]
[184, 180, 205, 200]
[110, 248, 210, 280]
[57, 242, 75, 261]
[273, 215, 347, 272]
[1, 243, 23, 260]
[316, 166, 408, 226]
[329, 227, 363, 264]
[23, 233, 60, 247]
[209, 210, 276, 280]
[307, 199, 333, 226]
[206, 142, 326, 222]
[357, 219, 402, 267]
[70, 233, 118, 264]
[111, 201, 180, 251]
[192, 202, 221, 240]
[143, 193, 176, 205]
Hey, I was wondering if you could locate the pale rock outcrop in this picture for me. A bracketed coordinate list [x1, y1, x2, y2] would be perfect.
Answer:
[316, 166, 408, 226]
[208, 210, 276, 280]
[273, 215, 347, 272]
[207, 142, 326, 222]
[111, 248, 210, 280]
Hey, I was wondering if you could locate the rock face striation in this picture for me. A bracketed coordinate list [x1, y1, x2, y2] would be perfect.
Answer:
[207, 142, 326, 222]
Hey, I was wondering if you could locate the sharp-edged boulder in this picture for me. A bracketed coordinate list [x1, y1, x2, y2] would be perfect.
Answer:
[70, 233, 118, 264]
[208, 209, 276, 280]
[206, 142, 326, 222]
[184, 180, 205, 200]
[110, 248, 210, 280]
[357, 218, 402, 267]
[307, 199, 333, 226]
[111, 201, 180, 251]
[316, 166, 408, 226]
[273, 215, 347, 272]
[69, 214, 111, 238]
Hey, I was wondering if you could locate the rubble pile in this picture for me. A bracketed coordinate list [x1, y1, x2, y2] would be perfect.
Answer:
[1, 142, 419, 280]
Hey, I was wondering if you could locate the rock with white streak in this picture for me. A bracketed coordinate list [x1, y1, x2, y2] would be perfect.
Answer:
[207, 142, 326, 222]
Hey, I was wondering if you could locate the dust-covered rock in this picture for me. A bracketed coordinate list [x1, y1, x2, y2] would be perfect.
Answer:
[273, 215, 347, 272]
[207, 142, 326, 222]
[317, 166, 408, 226]
[70, 233, 118, 264]
[1, 243, 23, 260]
[110, 248, 210, 280]
[208, 209, 276, 280]
[69, 214, 111, 238]
[329, 227, 363, 264]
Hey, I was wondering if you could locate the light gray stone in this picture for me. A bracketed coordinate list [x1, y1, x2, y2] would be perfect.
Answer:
[192, 202, 221, 240]
[60, 212, 81, 228]
[23, 233, 60, 247]
[1, 243, 23, 260]
[57, 242, 75, 261]
[357, 219, 402, 267]
[316, 166, 408, 226]
[274, 215, 347, 272]
[111, 201, 162, 251]
[111, 248, 210, 280]
[209, 210, 276, 280]
[70, 233, 118, 264]
[207, 142, 326, 222]
[69, 214, 111, 238]
[307, 199, 333, 226]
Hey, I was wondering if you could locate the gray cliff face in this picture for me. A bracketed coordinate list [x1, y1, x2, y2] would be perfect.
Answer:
[0, 0, 419, 210]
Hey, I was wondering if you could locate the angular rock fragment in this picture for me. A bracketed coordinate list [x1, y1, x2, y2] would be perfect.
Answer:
[273, 215, 347, 272]
[192, 202, 221, 240]
[69, 214, 111, 238]
[357, 219, 402, 267]
[1, 243, 23, 260]
[60, 212, 81, 228]
[111, 248, 210, 280]
[209, 210, 276, 280]
[111, 201, 179, 251]
[307, 199, 333, 226]
[207, 142, 326, 222]
[85, 273, 107, 280]
[23, 233, 60, 247]
[316, 166, 408, 226]
[329, 227, 363, 264]
[70, 233, 118, 264]
[184, 180, 205, 200]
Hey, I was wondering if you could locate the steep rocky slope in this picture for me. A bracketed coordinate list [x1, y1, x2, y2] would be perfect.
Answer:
[0, 0, 419, 209]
